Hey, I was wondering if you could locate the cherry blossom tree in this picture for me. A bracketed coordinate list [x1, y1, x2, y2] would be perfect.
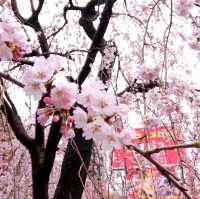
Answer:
[1, 0, 200, 199]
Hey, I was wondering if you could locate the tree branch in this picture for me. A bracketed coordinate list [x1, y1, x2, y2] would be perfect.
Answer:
[11, 0, 49, 54]
[117, 80, 160, 96]
[12, 0, 50, 165]
[1, 99, 33, 151]
[0, 72, 24, 88]
[145, 142, 200, 156]
[33, 0, 44, 18]
[13, 59, 34, 66]
[34, 99, 46, 161]
[77, 0, 117, 86]
[41, 119, 62, 181]
[53, 132, 93, 199]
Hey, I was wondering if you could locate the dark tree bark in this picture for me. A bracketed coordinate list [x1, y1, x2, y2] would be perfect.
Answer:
[53, 133, 93, 199]
[31, 119, 62, 199]
[32, 158, 49, 199]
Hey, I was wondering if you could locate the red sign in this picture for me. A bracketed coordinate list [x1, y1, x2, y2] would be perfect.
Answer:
[110, 127, 185, 198]
[111, 128, 184, 169]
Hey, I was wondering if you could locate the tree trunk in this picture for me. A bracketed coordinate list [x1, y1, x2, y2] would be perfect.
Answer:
[53, 132, 93, 199]
[31, 150, 49, 199]
[32, 175, 49, 199]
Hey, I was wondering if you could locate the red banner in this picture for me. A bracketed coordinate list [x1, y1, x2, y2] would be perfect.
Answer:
[110, 127, 184, 198]
[111, 127, 184, 169]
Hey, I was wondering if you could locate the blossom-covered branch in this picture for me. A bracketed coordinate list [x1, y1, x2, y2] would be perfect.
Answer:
[11, 0, 49, 54]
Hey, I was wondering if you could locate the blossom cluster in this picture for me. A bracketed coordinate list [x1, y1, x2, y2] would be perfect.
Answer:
[0, 15, 26, 61]
[22, 56, 134, 151]
[175, 0, 194, 17]
[0, 0, 6, 5]
[136, 64, 161, 81]
[74, 81, 134, 151]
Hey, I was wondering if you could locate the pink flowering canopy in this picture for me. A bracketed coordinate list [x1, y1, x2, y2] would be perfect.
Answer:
[1, 0, 200, 199]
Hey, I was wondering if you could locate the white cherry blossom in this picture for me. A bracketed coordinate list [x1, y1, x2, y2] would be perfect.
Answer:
[101, 131, 122, 151]
[83, 118, 109, 141]
[73, 107, 88, 129]
[89, 91, 117, 117]
[23, 81, 46, 100]
[32, 58, 54, 82]
[117, 129, 136, 146]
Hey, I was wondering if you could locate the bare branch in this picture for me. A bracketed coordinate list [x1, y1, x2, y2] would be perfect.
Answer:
[14, 59, 34, 66]
[77, 0, 117, 86]
[117, 80, 160, 96]
[29, 0, 35, 13]
[47, 21, 68, 40]
[194, 3, 200, 7]
[145, 142, 200, 155]
[33, 0, 44, 18]
[11, 0, 29, 25]
[0, 72, 24, 88]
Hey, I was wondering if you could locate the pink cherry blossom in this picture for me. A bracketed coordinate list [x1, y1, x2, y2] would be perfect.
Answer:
[47, 56, 66, 72]
[0, 18, 27, 61]
[3, 1, 200, 198]
[0, 0, 7, 5]
[8, 36, 27, 60]
[0, 21, 14, 41]
[136, 64, 161, 81]
[60, 116, 75, 139]
[101, 131, 122, 151]
[117, 129, 135, 146]
[37, 108, 54, 125]
[77, 87, 99, 109]
[77, 80, 107, 108]
[22, 69, 46, 100]
[175, 0, 194, 17]
[143, 115, 160, 128]
[67, 115, 74, 124]
[51, 78, 78, 110]
[43, 96, 54, 105]
[0, 41, 13, 60]
[61, 128, 75, 139]
[89, 91, 117, 117]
